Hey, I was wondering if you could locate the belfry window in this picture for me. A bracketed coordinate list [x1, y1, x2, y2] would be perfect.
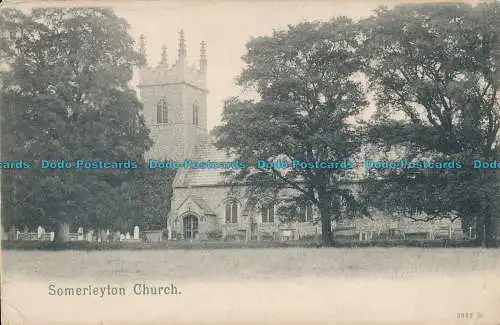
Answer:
[192, 103, 199, 126]
[225, 201, 238, 223]
[261, 203, 275, 223]
[156, 97, 168, 123]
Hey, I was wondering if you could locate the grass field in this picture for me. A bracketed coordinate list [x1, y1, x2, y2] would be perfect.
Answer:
[3, 247, 500, 280]
[2, 248, 500, 325]
[1, 237, 491, 251]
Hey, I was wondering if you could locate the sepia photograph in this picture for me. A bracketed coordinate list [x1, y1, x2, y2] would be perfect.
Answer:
[1, 0, 499, 324]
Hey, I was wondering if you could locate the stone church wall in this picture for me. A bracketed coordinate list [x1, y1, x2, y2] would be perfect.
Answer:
[169, 184, 323, 240]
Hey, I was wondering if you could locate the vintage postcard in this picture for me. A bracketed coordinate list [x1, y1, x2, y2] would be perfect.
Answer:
[1, 0, 499, 324]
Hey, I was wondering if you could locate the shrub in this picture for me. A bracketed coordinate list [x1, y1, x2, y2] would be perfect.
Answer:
[206, 229, 223, 240]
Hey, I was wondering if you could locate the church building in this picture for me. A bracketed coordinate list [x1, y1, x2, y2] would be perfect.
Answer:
[137, 31, 463, 241]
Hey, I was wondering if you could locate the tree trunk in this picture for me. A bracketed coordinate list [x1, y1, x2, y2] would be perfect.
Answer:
[319, 203, 333, 247]
[475, 213, 497, 248]
[475, 214, 484, 247]
[55, 222, 70, 243]
[484, 213, 496, 248]
[491, 215, 500, 247]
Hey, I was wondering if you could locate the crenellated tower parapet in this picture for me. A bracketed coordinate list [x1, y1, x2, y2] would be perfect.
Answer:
[138, 64, 207, 92]
[138, 30, 207, 92]
[137, 30, 209, 161]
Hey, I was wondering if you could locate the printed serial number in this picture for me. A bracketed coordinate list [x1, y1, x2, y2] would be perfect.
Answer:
[457, 312, 483, 319]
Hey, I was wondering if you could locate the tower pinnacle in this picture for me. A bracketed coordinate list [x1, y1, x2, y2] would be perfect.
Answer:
[138, 34, 147, 67]
[159, 45, 168, 67]
[178, 30, 187, 65]
[200, 41, 207, 73]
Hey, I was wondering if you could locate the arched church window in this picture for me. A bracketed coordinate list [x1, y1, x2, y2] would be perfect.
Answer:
[192, 103, 199, 126]
[156, 97, 168, 123]
[298, 204, 313, 222]
[225, 201, 238, 223]
[261, 202, 275, 223]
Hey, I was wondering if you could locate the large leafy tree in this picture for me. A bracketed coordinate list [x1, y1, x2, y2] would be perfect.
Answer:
[214, 18, 369, 246]
[0, 8, 174, 241]
[359, 2, 500, 246]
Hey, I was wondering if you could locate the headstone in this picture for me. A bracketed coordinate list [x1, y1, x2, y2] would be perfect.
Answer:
[120, 234, 125, 241]
[37, 226, 44, 239]
[125, 232, 131, 240]
[50, 232, 55, 242]
[106, 229, 110, 236]
[134, 226, 140, 240]
[167, 226, 172, 241]
[77, 227, 84, 241]
[99, 230, 107, 242]
[86, 230, 94, 241]
[115, 231, 121, 241]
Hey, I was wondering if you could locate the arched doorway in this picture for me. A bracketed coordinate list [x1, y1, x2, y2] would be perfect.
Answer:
[183, 214, 199, 240]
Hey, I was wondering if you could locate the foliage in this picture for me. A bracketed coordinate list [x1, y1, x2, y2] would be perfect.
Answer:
[359, 2, 500, 246]
[214, 18, 370, 246]
[0, 8, 171, 237]
[206, 229, 223, 239]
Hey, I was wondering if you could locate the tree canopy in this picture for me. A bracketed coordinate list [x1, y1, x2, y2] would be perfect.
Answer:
[359, 2, 500, 246]
[214, 18, 370, 246]
[1, 8, 172, 238]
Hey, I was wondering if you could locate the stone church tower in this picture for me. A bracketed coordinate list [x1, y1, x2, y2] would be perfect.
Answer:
[137, 31, 208, 161]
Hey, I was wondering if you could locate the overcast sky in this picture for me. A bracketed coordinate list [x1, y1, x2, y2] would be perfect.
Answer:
[119, 0, 400, 130]
[11, 0, 479, 130]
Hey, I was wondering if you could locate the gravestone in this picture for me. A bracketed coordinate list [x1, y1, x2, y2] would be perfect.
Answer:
[86, 230, 94, 242]
[77, 227, 84, 241]
[125, 232, 131, 240]
[134, 226, 140, 240]
[167, 226, 172, 240]
[114, 231, 121, 242]
[99, 230, 107, 242]
[37, 226, 44, 239]
[119, 234, 125, 241]
[50, 232, 55, 242]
